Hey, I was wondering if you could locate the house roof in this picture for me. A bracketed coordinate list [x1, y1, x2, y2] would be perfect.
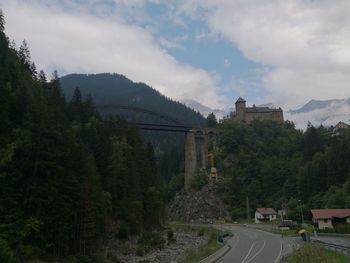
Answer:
[235, 97, 246, 103]
[246, 106, 282, 113]
[256, 208, 277, 215]
[311, 209, 350, 220]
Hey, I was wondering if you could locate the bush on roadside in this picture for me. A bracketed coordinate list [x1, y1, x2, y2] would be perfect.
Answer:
[284, 244, 348, 263]
[167, 229, 176, 244]
[138, 231, 164, 253]
[190, 170, 208, 190]
[334, 223, 350, 234]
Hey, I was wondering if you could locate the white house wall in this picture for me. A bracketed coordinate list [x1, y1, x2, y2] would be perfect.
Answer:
[318, 219, 333, 230]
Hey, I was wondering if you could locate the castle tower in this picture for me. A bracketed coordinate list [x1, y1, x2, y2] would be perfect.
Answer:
[235, 97, 246, 122]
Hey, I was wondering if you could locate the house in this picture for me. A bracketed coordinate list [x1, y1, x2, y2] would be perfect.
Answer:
[230, 97, 283, 123]
[311, 209, 350, 230]
[255, 208, 277, 223]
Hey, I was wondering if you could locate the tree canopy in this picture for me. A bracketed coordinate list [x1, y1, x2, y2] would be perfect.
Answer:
[0, 12, 164, 261]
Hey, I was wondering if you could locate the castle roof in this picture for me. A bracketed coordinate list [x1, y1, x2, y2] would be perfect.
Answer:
[236, 97, 246, 103]
[256, 207, 277, 215]
[246, 106, 282, 113]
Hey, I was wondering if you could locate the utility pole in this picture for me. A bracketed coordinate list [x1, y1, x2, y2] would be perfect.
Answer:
[298, 199, 304, 225]
[246, 196, 251, 222]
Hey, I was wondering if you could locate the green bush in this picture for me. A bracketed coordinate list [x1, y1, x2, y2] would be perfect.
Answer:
[167, 229, 175, 244]
[190, 170, 208, 190]
[285, 243, 348, 263]
[136, 246, 144, 256]
[18, 244, 41, 260]
[138, 231, 164, 251]
[334, 223, 350, 234]
[0, 238, 16, 263]
[117, 223, 130, 239]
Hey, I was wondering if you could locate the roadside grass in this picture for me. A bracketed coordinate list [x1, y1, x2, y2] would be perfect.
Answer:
[272, 224, 315, 237]
[170, 224, 227, 263]
[284, 243, 349, 263]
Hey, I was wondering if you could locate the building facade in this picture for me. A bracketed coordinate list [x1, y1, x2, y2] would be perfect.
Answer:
[230, 97, 283, 123]
[311, 209, 350, 230]
[255, 208, 277, 223]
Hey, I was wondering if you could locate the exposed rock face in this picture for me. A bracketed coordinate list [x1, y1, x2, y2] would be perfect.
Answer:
[118, 231, 207, 263]
[169, 182, 230, 223]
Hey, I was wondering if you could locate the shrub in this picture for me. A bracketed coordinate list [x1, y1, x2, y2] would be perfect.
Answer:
[334, 223, 350, 234]
[138, 231, 164, 251]
[117, 223, 130, 239]
[0, 238, 16, 263]
[136, 246, 144, 256]
[167, 229, 175, 243]
[190, 170, 208, 190]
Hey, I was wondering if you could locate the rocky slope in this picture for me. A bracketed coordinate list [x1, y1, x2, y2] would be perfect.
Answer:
[169, 182, 230, 223]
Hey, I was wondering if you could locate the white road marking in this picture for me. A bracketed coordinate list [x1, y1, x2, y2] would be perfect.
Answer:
[232, 235, 240, 250]
[274, 240, 283, 263]
[241, 242, 256, 263]
[245, 240, 266, 263]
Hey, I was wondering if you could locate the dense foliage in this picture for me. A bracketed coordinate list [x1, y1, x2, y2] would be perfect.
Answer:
[217, 119, 350, 221]
[0, 14, 163, 261]
[59, 73, 205, 184]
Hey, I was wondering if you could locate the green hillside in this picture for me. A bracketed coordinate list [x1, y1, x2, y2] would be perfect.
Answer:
[60, 73, 205, 183]
[60, 73, 205, 127]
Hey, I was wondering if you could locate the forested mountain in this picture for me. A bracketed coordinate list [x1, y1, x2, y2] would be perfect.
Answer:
[0, 12, 163, 262]
[60, 73, 206, 184]
[60, 73, 204, 127]
[217, 120, 350, 221]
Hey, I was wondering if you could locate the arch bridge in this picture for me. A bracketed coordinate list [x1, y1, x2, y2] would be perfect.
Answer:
[96, 104, 217, 191]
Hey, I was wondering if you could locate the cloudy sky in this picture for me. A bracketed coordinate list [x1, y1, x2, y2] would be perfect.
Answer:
[1, 0, 350, 111]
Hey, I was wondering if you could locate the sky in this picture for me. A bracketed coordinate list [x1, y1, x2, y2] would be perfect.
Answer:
[1, 0, 350, 112]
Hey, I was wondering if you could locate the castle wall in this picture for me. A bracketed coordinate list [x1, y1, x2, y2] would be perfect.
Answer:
[245, 111, 283, 123]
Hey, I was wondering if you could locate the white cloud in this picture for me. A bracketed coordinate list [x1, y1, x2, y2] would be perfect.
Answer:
[0, 0, 222, 108]
[177, 0, 350, 109]
[158, 35, 188, 50]
[286, 101, 350, 130]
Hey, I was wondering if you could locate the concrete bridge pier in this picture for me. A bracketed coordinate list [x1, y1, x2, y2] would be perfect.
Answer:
[184, 132, 196, 192]
[184, 128, 217, 192]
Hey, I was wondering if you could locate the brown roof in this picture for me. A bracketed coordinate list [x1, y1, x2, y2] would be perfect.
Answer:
[256, 208, 277, 215]
[311, 209, 350, 220]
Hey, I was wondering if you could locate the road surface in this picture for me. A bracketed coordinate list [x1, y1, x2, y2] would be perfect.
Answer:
[201, 224, 299, 263]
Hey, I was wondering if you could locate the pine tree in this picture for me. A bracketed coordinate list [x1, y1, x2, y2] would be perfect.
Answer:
[0, 9, 5, 32]
[18, 40, 31, 67]
[206, 112, 218, 128]
[38, 70, 46, 83]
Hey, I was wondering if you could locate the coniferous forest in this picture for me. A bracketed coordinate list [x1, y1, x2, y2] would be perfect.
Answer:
[217, 119, 350, 222]
[2, 7, 350, 262]
[0, 11, 163, 261]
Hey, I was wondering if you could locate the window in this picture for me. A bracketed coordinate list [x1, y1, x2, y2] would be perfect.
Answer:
[324, 219, 328, 223]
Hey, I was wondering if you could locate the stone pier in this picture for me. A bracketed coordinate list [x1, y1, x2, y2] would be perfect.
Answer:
[184, 128, 216, 192]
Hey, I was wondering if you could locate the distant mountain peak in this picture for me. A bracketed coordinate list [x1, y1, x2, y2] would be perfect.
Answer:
[286, 97, 350, 129]
[290, 98, 346, 114]
[181, 99, 231, 119]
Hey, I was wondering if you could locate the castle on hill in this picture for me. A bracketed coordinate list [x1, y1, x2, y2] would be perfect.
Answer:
[230, 97, 283, 123]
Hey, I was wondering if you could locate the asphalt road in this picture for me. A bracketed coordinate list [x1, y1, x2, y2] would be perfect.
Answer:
[202, 225, 299, 263]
